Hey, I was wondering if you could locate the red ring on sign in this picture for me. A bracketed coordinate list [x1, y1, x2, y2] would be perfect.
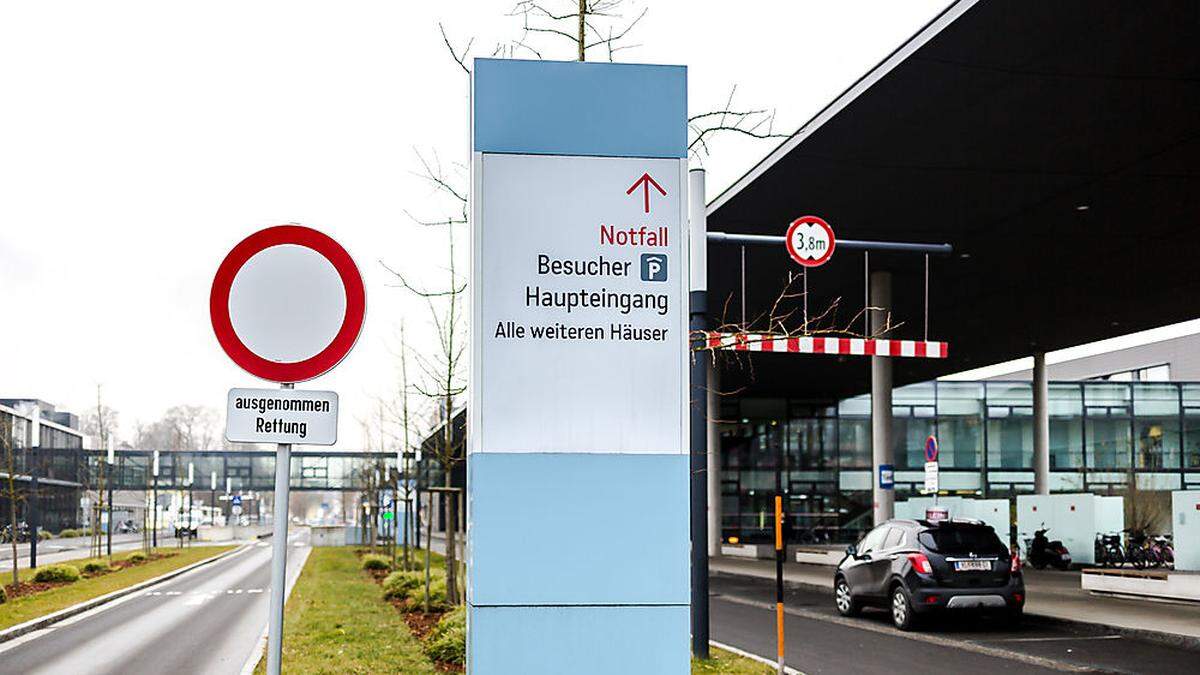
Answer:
[785, 215, 836, 267]
[209, 225, 365, 383]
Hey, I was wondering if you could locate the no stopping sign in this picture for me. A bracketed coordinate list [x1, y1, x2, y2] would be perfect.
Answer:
[210, 225, 365, 383]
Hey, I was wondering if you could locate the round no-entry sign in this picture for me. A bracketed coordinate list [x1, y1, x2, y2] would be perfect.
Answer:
[785, 215, 836, 267]
[925, 435, 939, 462]
[210, 225, 365, 383]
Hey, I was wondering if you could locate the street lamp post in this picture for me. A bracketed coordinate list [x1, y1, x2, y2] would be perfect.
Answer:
[106, 437, 115, 560]
[151, 450, 159, 548]
[186, 461, 194, 549]
[29, 406, 40, 569]
[210, 470, 217, 529]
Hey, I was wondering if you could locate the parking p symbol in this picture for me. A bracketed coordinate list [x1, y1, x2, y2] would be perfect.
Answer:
[640, 254, 668, 282]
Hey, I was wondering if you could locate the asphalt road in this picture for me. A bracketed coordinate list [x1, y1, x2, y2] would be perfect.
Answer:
[0, 529, 310, 675]
[710, 572, 1198, 674]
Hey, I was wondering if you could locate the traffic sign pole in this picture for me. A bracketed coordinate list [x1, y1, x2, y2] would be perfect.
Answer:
[267, 382, 293, 675]
[210, 225, 365, 675]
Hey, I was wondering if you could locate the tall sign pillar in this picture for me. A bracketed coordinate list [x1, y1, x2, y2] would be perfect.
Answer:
[470, 58, 689, 674]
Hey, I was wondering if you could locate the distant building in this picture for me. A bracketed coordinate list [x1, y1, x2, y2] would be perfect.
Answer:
[0, 399, 87, 532]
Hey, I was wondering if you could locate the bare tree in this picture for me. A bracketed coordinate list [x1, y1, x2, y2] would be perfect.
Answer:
[389, 0, 789, 607]
[82, 386, 119, 558]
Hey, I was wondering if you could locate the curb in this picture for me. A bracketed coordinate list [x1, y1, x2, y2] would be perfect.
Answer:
[0, 544, 248, 644]
[709, 639, 804, 674]
[711, 569, 1200, 654]
[238, 544, 311, 675]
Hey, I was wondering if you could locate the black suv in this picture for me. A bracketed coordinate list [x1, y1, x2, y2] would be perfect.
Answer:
[834, 519, 1024, 630]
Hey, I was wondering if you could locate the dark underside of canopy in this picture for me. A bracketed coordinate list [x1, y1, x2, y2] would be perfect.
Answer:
[707, 0, 1200, 401]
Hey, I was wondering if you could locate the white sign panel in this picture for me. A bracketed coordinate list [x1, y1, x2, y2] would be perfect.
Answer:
[225, 388, 338, 445]
[924, 461, 940, 494]
[476, 153, 687, 454]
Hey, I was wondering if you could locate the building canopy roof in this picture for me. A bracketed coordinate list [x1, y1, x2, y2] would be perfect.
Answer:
[706, 0, 1200, 401]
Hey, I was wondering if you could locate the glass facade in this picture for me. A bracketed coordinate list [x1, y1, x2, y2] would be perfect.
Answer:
[721, 380, 1200, 546]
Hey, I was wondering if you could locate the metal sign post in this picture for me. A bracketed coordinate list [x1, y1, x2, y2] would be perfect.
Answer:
[209, 225, 364, 675]
[266, 382, 292, 675]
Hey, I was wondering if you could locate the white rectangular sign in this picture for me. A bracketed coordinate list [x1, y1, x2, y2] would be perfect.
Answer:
[225, 388, 338, 445]
[474, 152, 687, 454]
[924, 461, 940, 494]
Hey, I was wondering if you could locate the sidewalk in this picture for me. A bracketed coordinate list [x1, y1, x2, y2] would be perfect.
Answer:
[710, 555, 1200, 644]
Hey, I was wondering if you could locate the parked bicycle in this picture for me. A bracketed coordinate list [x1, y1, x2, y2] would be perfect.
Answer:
[1094, 532, 1125, 567]
[1125, 530, 1149, 569]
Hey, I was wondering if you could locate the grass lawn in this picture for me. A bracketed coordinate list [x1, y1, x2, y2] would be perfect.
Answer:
[259, 545, 780, 674]
[256, 546, 437, 674]
[694, 647, 777, 674]
[0, 545, 235, 631]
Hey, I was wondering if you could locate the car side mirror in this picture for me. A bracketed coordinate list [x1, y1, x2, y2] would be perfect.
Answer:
[845, 544, 858, 559]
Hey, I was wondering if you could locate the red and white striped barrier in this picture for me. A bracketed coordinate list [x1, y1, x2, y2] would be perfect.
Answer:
[704, 332, 948, 359]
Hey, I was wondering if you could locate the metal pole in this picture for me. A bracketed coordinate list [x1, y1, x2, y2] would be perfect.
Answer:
[152, 451, 159, 548]
[688, 168, 711, 659]
[707, 231, 953, 255]
[29, 455, 38, 569]
[267, 382, 294, 675]
[27, 406, 40, 567]
[774, 495, 785, 675]
[106, 437, 115, 559]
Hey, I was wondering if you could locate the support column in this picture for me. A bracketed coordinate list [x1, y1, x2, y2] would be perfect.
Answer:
[1033, 352, 1051, 495]
[870, 270, 894, 526]
[706, 361, 721, 557]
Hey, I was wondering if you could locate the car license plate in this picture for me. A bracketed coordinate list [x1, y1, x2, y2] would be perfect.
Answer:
[954, 560, 990, 571]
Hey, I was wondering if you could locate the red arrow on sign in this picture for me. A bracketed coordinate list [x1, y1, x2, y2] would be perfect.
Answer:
[627, 172, 667, 214]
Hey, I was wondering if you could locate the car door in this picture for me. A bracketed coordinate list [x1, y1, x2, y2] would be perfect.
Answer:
[844, 525, 889, 597]
[863, 526, 907, 594]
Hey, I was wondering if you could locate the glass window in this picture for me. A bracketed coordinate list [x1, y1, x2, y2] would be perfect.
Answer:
[1048, 384, 1084, 469]
[937, 382, 983, 469]
[894, 382, 936, 470]
[1084, 383, 1132, 469]
[838, 395, 871, 469]
[882, 527, 904, 549]
[857, 525, 889, 554]
[986, 382, 1033, 469]
[918, 525, 1006, 555]
[1133, 383, 1180, 469]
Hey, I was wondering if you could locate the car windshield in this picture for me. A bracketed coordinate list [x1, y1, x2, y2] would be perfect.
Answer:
[918, 526, 1006, 555]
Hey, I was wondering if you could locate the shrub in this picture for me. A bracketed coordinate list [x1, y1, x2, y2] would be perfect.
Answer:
[402, 576, 449, 612]
[360, 554, 391, 572]
[424, 607, 466, 664]
[0, 585, 7, 604]
[33, 564, 81, 583]
[38, 530, 53, 540]
[125, 552, 147, 564]
[81, 562, 111, 575]
[382, 571, 422, 600]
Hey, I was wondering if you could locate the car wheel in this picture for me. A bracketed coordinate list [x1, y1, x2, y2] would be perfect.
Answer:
[1002, 606, 1024, 628]
[834, 577, 860, 617]
[890, 585, 917, 631]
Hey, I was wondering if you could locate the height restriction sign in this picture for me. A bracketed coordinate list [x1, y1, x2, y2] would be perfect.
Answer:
[785, 215, 836, 267]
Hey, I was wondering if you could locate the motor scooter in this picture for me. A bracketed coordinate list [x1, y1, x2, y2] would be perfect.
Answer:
[1026, 526, 1072, 570]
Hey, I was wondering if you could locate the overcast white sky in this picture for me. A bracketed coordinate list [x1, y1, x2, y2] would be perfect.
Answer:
[0, 1, 951, 448]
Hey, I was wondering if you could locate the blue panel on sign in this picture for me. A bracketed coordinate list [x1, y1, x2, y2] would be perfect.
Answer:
[468, 452, 688, 605]
[469, 605, 689, 675]
[473, 58, 687, 158]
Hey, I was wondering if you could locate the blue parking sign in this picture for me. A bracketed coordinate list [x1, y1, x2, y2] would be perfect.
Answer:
[878, 464, 895, 490]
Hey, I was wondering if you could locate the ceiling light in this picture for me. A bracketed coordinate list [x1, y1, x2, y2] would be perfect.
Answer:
[1075, 205, 1090, 211]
